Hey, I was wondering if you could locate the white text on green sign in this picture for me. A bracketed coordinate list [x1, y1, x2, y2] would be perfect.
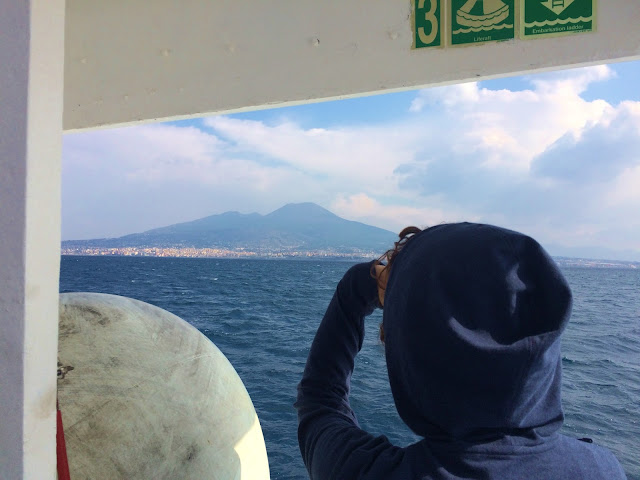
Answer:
[451, 0, 516, 46]
[522, 0, 596, 38]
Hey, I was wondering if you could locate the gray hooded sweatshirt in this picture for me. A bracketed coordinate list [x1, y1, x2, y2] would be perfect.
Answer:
[296, 222, 627, 479]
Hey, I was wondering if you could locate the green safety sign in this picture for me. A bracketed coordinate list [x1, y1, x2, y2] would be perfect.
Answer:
[414, 0, 443, 48]
[413, 0, 596, 49]
[521, 0, 596, 38]
[450, 0, 515, 46]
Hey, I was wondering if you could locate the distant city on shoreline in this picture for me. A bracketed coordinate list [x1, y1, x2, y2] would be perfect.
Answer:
[60, 245, 378, 261]
[59, 247, 639, 270]
[62, 203, 640, 268]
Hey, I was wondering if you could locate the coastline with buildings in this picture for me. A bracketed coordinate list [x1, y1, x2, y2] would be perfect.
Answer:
[60, 246, 639, 269]
[60, 245, 379, 261]
[61, 204, 640, 267]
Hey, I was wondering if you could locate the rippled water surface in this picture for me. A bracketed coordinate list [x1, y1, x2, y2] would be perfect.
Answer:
[60, 257, 640, 479]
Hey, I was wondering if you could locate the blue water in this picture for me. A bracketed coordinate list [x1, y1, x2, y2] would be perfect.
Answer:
[59, 256, 640, 479]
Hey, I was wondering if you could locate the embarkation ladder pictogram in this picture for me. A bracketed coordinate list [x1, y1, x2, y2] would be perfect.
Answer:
[541, 0, 577, 15]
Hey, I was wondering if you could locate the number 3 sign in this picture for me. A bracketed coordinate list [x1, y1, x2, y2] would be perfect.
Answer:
[415, 0, 443, 48]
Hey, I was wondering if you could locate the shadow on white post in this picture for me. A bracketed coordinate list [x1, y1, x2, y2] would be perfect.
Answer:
[0, 1, 65, 478]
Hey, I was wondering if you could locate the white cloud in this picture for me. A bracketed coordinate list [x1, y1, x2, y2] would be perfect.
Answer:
[203, 117, 419, 190]
[606, 164, 640, 207]
[62, 64, 640, 257]
[62, 124, 323, 238]
[408, 66, 614, 173]
[529, 64, 615, 96]
[330, 193, 465, 233]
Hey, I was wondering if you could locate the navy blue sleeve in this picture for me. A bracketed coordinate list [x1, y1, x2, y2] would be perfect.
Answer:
[295, 262, 405, 480]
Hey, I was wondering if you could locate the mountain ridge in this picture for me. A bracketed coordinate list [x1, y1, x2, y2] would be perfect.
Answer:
[62, 203, 397, 254]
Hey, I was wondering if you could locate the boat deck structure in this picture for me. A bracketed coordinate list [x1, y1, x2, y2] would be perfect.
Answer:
[1, 1, 639, 478]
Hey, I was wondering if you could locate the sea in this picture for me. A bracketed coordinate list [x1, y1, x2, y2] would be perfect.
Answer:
[59, 256, 640, 479]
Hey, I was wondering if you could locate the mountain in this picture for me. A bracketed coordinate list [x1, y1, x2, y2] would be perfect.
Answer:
[62, 203, 397, 254]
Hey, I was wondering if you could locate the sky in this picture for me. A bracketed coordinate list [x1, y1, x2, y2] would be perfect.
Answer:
[62, 60, 640, 261]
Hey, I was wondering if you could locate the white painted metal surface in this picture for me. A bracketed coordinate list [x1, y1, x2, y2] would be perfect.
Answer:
[64, 0, 640, 132]
[58, 293, 270, 480]
[0, 1, 65, 478]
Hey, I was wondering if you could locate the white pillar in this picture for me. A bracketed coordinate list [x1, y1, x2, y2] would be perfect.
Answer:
[0, 1, 65, 478]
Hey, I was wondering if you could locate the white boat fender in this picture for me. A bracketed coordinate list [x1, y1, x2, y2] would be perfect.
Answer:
[58, 292, 270, 480]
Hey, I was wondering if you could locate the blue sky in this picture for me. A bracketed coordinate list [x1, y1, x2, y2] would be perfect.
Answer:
[62, 60, 640, 260]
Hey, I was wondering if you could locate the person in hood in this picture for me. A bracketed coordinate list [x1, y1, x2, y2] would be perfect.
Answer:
[295, 222, 627, 479]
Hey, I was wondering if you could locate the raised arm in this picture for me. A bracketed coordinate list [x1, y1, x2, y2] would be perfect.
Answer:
[295, 262, 404, 480]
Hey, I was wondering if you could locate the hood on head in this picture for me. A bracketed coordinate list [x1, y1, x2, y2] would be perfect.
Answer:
[383, 223, 572, 443]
